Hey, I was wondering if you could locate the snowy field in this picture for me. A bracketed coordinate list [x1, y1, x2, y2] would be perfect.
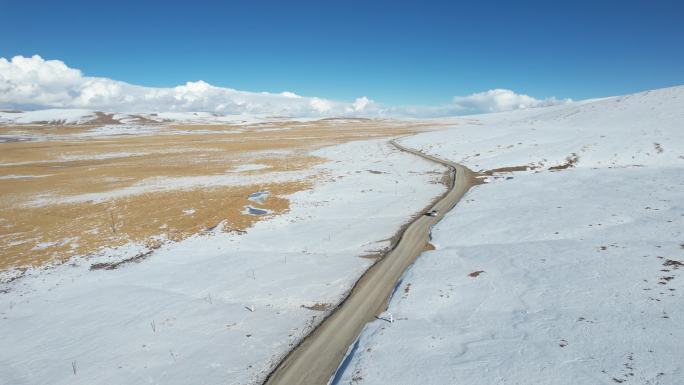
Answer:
[335, 86, 684, 384]
[0, 139, 446, 385]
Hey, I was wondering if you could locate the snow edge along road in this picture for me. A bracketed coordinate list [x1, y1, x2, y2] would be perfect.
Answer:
[262, 137, 477, 385]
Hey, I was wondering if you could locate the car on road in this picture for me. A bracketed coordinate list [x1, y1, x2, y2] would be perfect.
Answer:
[425, 210, 438, 217]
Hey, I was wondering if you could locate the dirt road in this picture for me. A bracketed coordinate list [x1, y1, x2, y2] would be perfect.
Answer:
[263, 139, 475, 385]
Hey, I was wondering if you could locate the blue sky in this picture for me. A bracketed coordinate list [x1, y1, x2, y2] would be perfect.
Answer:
[1, 0, 683, 105]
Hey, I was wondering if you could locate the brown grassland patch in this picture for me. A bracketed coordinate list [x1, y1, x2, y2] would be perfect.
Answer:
[0, 119, 438, 271]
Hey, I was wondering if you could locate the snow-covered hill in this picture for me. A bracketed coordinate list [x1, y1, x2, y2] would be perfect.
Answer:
[335, 86, 684, 385]
[0, 109, 273, 125]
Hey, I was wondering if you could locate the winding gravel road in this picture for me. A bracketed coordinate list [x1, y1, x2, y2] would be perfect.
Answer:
[263, 139, 475, 385]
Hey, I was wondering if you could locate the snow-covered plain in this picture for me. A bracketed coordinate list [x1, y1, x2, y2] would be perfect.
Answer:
[0, 139, 446, 385]
[335, 86, 684, 385]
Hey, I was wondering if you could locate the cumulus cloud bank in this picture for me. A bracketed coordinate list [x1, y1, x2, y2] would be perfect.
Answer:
[0, 55, 376, 116]
[0, 55, 567, 117]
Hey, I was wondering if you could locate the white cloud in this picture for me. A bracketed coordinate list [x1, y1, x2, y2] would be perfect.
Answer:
[381, 89, 570, 118]
[280, 91, 300, 98]
[451, 89, 567, 114]
[351, 96, 372, 112]
[309, 97, 333, 113]
[0, 55, 568, 117]
[0, 55, 353, 116]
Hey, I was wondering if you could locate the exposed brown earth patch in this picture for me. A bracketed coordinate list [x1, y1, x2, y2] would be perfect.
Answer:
[482, 165, 533, 174]
[301, 303, 334, 311]
[549, 153, 580, 171]
[469, 172, 490, 186]
[663, 259, 683, 269]
[403, 282, 412, 294]
[468, 270, 485, 277]
[90, 112, 122, 125]
[89, 248, 157, 270]
[653, 143, 664, 154]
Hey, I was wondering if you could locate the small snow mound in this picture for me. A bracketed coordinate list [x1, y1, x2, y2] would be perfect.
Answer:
[243, 206, 271, 216]
[247, 191, 270, 203]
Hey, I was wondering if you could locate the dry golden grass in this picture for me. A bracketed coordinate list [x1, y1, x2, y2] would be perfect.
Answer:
[0, 119, 436, 271]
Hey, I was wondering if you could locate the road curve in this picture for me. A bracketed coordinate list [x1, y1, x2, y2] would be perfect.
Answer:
[263, 139, 475, 385]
